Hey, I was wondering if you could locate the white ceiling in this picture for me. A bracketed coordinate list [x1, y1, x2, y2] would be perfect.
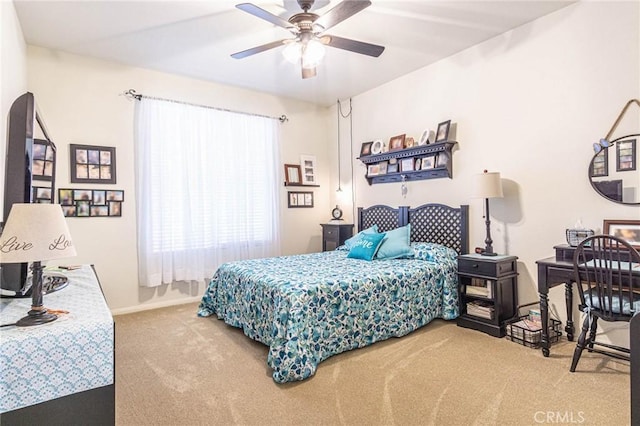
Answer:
[13, 0, 574, 106]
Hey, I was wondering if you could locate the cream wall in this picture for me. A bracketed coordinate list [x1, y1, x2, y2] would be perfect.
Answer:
[331, 1, 639, 344]
[0, 1, 28, 219]
[24, 47, 330, 313]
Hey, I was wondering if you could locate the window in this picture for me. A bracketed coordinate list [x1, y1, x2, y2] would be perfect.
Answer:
[135, 97, 281, 286]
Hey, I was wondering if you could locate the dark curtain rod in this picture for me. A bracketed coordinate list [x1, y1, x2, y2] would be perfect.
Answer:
[122, 89, 288, 123]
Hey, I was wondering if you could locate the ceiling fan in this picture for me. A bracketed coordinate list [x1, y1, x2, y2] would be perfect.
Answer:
[232, 0, 385, 79]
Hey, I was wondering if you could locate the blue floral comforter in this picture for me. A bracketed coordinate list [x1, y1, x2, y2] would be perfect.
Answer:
[197, 243, 459, 383]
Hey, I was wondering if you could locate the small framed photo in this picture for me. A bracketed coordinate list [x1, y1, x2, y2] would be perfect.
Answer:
[106, 190, 124, 202]
[616, 139, 636, 171]
[400, 158, 414, 172]
[58, 189, 74, 205]
[61, 205, 77, 217]
[590, 149, 608, 177]
[421, 157, 435, 169]
[300, 155, 317, 185]
[360, 141, 373, 157]
[603, 219, 640, 249]
[389, 134, 406, 152]
[436, 152, 448, 167]
[70, 144, 116, 184]
[367, 164, 380, 176]
[418, 129, 432, 146]
[414, 158, 422, 170]
[387, 163, 399, 173]
[404, 137, 415, 149]
[287, 191, 313, 208]
[34, 187, 52, 201]
[435, 120, 451, 143]
[284, 164, 302, 185]
[93, 190, 106, 205]
[378, 161, 388, 175]
[109, 201, 122, 217]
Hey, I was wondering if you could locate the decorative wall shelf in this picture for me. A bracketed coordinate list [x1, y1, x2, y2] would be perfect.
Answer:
[283, 182, 320, 187]
[358, 140, 457, 185]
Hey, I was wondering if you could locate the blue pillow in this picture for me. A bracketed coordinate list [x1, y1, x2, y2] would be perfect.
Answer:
[376, 224, 413, 259]
[347, 232, 386, 261]
[344, 225, 379, 249]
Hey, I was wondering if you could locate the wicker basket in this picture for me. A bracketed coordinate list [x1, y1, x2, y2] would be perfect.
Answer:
[565, 228, 594, 247]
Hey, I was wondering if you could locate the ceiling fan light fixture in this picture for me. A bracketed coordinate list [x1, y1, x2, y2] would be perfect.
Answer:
[282, 39, 325, 68]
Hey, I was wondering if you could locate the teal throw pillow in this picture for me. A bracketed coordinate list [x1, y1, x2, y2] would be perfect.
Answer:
[347, 232, 386, 261]
[344, 225, 379, 249]
[376, 224, 413, 259]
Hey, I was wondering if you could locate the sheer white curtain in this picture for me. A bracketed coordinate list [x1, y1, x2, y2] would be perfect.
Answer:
[134, 97, 281, 287]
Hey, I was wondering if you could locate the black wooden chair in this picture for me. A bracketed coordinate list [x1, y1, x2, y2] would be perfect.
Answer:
[570, 234, 640, 372]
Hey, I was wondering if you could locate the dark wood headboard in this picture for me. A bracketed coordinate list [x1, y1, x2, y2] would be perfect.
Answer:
[357, 203, 469, 255]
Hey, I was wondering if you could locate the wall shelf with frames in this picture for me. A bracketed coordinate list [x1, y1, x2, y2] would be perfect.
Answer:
[358, 141, 457, 185]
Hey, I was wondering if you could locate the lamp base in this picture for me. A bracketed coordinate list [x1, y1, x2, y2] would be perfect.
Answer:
[16, 307, 58, 327]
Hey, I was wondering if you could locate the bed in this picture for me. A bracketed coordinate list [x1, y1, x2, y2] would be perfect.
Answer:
[198, 203, 469, 383]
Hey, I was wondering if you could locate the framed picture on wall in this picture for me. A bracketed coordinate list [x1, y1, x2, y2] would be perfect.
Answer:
[284, 164, 302, 185]
[70, 144, 117, 184]
[287, 191, 313, 208]
[616, 139, 636, 171]
[59, 188, 124, 217]
[590, 148, 608, 177]
[300, 155, 317, 185]
[32, 139, 56, 181]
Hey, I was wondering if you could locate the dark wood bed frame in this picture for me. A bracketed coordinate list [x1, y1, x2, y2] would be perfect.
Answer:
[357, 203, 469, 255]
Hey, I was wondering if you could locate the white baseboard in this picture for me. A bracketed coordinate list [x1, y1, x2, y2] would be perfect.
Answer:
[111, 296, 202, 316]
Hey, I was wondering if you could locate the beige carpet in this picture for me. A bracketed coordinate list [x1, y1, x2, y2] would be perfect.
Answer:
[114, 303, 630, 425]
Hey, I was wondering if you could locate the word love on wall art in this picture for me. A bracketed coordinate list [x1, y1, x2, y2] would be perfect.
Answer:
[59, 188, 124, 217]
[70, 144, 117, 184]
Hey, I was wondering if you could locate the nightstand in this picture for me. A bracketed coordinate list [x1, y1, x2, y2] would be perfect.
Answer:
[457, 253, 518, 337]
[320, 223, 353, 251]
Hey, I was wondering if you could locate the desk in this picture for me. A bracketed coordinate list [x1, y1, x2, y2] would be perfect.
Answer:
[0, 265, 114, 424]
[536, 245, 579, 357]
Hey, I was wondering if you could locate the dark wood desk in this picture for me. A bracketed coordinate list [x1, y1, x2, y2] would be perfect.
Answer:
[536, 245, 581, 357]
[538, 245, 640, 425]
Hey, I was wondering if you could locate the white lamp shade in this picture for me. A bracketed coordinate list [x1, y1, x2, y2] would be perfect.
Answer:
[0, 203, 77, 263]
[473, 171, 504, 199]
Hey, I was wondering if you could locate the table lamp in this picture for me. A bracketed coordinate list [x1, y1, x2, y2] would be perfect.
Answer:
[472, 170, 503, 256]
[0, 203, 77, 326]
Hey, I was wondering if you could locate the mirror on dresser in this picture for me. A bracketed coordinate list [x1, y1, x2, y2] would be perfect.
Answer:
[589, 133, 640, 205]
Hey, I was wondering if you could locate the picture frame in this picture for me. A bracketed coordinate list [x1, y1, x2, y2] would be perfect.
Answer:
[400, 158, 414, 172]
[284, 164, 302, 185]
[378, 161, 388, 175]
[367, 164, 380, 176]
[435, 120, 451, 143]
[70, 144, 116, 184]
[360, 141, 373, 157]
[421, 157, 435, 169]
[59, 188, 124, 217]
[616, 139, 636, 172]
[300, 155, 317, 185]
[387, 163, 399, 173]
[371, 140, 383, 155]
[603, 219, 640, 249]
[33, 187, 53, 203]
[404, 137, 415, 149]
[418, 129, 432, 146]
[590, 148, 608, 177]
[32, 139, 56, 181]
[287, 191, 314, 208]
[389, 134, 406, 152]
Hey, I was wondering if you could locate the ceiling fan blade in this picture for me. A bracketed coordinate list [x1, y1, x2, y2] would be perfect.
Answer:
[324, 34, 384, 57]
[231, 39, 288, 59]
[314, 0, 371, 32]
[301, 66, 317, 79]
[236, 3, 294, 30]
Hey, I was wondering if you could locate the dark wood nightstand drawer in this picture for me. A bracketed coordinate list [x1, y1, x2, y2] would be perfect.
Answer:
[458, 255, 517, 278]
[320, 223, 353, 252]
